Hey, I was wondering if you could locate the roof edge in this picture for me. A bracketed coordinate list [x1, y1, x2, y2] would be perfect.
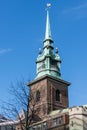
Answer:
[27, 74, 71, 86]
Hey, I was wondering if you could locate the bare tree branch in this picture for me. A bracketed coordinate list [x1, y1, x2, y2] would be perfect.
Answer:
[1, 78, 36, 130]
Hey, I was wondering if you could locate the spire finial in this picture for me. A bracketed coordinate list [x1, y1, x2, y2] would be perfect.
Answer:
[44, 3, 53, 42]
[46, 3, 51, 10]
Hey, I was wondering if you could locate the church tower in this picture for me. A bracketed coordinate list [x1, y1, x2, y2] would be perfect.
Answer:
[28, 4, 70, 119]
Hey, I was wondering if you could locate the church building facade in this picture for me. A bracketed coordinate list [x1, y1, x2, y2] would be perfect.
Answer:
[27, 4, 87, 130]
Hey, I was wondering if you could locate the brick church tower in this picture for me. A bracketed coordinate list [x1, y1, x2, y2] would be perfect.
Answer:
[28, 4, 70, 119]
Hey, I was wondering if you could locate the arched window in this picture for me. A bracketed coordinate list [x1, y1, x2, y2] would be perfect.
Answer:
[56, 90, 60, 101]
[36, 90, 40, 102]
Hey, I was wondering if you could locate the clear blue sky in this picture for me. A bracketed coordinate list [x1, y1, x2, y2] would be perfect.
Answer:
[0, 0, 87, 112]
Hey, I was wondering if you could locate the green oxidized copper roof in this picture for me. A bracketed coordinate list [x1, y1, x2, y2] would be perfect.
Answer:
[36, 52, 60, 63]
[35, 4, 61, 79]
[44, 10, 53, 43]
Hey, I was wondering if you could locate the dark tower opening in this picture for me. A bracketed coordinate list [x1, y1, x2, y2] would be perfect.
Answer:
[56, 89, 60, 102]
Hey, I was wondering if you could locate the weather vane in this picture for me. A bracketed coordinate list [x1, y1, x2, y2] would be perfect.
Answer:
[46, 3, 51, 10]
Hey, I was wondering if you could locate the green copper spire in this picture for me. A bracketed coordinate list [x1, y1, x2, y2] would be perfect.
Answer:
[44, 9, 53, 42]
[43, 4, 53, 52]
[35, 3, 61, 79]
